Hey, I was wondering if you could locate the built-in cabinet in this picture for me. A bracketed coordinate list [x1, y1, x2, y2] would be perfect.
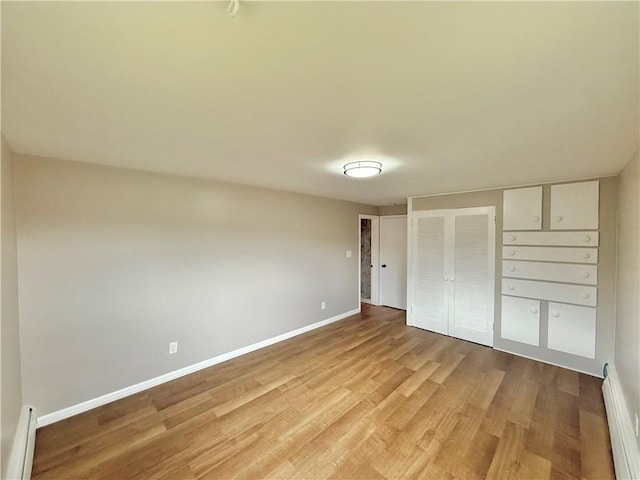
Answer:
[409, 206, 495, 347]
[501, 180, 599, 359]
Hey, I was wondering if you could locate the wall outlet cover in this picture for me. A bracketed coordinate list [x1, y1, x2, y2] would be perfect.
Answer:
[169, 341, 178, 354]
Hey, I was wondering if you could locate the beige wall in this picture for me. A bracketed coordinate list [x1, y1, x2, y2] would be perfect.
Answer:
[1, 137, 23, 477]
[378, 205, 407, 216]
[411, 177, 618, 377]
[14, 155, 377, 417]
[615, 149, 639, 450]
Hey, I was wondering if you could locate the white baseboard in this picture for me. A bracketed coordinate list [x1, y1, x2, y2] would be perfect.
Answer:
[602, 364, 640, 480]
[37, 308, 360, 428]
[6, 406, 37, 480]
[493, 347, 602, 378]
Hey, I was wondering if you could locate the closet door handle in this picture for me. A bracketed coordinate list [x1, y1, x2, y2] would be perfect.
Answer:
[582, 272, 590, 278]
[381, 264, 387, 268]
[581, 235, 591, 242]
[529, 307, 538, 314]
[507, 285, 515, 291]
[507, 250, 515, 256]
[508, 266, 516, 272]
[444, 276, 449, 282]
[551, 311, 560, 318]
[554, 216, 563, 223]
[531, 216, 540, 223]
[580, 253, 590, 260]
[449, 276, 455, 282]
[508, 235, 516, 241]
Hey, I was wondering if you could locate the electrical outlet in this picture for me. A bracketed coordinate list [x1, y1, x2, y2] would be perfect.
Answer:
[169, 341, 178, 354]
[346, 250, 352, 258]
[635, 412, 639, 438]
[321, 301, 326, 310]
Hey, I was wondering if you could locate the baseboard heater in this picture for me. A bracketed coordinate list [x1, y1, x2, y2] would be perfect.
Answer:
[602, 364, 639, 480]
[6, 406, 37, 480]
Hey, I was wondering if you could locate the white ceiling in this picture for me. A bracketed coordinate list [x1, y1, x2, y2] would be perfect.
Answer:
[2, 1, 638, 206]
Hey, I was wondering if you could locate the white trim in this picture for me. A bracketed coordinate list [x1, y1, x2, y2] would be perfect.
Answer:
[36, 308, 360, 428]
[493, 347, 602, 378]
[406, 197, 413, 325]
[408, 174, 617, 200]
[6, 405, 37, 480]
[602, 364, 640, 480]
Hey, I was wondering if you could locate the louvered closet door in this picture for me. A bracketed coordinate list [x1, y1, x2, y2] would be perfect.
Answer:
[412, 213, 448, 335]
[448, 209, 495, 347]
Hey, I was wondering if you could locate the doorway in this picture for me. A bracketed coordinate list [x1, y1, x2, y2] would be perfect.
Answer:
[359, 215, 379, 305]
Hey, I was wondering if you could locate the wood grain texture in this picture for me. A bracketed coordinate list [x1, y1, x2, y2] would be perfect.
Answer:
[31, 305, 614, 479]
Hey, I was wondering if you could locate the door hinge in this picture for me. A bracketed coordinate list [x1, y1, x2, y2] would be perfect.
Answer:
[494, 216, 497, 224]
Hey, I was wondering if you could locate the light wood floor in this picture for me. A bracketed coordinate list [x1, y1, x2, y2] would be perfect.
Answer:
[32, 305, 614, 479]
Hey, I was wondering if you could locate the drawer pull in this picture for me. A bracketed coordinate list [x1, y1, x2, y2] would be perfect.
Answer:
[529, 307, 538, 314]
[508, 235, 516, 241]
[508, 266, 516, 272]
[551, 311, 560, 318]
[507, 250, 515, 256]
[507, 285, 515, 291]
[555, 216, 563, 222]
[531, 216, 540, 223]
[580, 253, 591, 259]
[581, 235, 591, 242]
[581, 292, 590, 299]
[582, 272, 590, 278]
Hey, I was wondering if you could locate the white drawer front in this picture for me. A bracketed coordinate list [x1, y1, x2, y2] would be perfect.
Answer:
[502, 246, 598, 264]
[502, 261, 597, 285]
[547, 302, 596, 359]
[501, 296, 540, 346]
[503, 231, 599, 247]
[502, 279, 597, 307]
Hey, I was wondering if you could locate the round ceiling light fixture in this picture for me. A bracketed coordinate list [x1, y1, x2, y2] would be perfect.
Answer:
[343, 160, 382, 178]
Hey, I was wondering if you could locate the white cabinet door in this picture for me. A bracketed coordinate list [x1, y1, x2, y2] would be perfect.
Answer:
[449, 211, 495, 347]
[550, 181, 599, 230]
[411, 213, 448, 335]
[501, 296, 540, 346]
[547, 303, 596, 358]
[503, 187, 542, 231]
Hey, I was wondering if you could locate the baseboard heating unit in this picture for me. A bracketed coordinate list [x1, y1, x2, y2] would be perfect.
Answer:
[602, 364, 639, 480]
[6, 406, 37, 480]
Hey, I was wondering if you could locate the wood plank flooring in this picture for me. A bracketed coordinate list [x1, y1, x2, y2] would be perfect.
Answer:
[32, 305, 614, 479]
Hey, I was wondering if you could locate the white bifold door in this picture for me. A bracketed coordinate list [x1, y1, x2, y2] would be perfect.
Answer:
[409, 206, 495, 347]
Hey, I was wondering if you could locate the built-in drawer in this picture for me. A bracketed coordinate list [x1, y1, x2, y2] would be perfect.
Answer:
[501, 296, 540, 346]
[502, 261, 597, 285]
[502, 246, 598, 264]
[503, 231, 598, 247]
[547, 302, 596, 359]
[502, 279, 597, 307]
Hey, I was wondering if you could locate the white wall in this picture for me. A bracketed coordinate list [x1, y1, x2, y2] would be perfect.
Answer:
[1, 137, 23, 478]
[14, 155, 377, 418]
[615, 149, 640, 451]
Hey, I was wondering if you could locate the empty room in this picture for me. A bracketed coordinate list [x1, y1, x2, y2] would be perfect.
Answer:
[1, 1, 639, 479]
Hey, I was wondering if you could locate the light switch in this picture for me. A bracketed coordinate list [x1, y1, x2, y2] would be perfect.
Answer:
[346, 250, 352, 258]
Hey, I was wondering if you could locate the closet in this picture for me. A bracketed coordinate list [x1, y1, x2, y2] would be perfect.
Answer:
[409, 206, 495, 347]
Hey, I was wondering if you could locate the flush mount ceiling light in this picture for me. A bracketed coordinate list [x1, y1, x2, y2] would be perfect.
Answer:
[343, 161, 382, 178]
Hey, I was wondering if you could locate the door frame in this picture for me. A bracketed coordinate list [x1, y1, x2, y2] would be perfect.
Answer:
[358, 214, 380, 305]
